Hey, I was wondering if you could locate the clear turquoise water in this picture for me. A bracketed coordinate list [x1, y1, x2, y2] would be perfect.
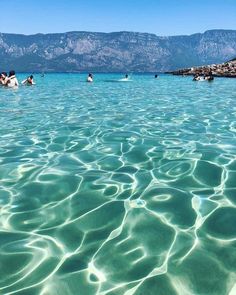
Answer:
[0, 74, 236, 295]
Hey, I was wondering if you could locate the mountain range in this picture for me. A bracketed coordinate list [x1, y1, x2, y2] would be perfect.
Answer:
[0, 29, 236, 72]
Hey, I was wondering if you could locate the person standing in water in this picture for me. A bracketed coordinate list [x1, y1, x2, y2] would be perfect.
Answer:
[87, 73, 93, 82]
[6, 71, 19, 88]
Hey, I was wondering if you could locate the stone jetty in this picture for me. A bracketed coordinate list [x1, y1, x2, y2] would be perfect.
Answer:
[168, 58, 236, 77]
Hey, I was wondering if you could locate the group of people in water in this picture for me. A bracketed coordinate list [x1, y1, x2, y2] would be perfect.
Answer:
[0, 71, 35, 88]
[1, 70, 214, 87]
[193, 71, 214, 81]
[0, 71, 19, 88]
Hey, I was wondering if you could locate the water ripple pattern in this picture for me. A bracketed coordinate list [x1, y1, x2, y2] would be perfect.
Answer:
[0, 74, 236, 295]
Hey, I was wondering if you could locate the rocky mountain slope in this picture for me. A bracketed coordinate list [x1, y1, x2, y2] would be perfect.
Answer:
[0, 30, 236, 72]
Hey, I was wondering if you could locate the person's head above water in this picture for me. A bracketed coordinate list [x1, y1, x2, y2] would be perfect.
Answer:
[9, 70, 15, 77]
[1, 72, 7, 78]
[26, 75, 34, 83]
[125, 74, 128, 78]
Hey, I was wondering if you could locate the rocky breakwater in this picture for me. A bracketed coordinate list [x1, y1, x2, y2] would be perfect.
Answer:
[169, 59, 236, 78]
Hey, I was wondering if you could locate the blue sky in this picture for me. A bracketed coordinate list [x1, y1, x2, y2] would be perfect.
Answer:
[0, 0, 235, 36]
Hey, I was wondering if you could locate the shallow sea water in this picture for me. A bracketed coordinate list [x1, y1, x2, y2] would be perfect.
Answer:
[0, 73, 236, 295]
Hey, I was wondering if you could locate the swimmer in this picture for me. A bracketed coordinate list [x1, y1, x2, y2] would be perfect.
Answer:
[193, 74, 201, 81]
[21, 75, 36, 86]
[118, 74, 130, 81]
[204, 70, 214, 81]
[87, 73, 93, 82]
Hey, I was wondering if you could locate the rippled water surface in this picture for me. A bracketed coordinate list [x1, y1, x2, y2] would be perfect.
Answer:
[0, 74, 236, 295]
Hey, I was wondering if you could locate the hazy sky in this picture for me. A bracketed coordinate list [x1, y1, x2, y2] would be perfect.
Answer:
[0, 0, 235, 36]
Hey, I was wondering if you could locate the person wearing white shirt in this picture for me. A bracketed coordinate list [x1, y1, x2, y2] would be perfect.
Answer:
[87, 73, 93, 82]
[6, 70, 19, 88]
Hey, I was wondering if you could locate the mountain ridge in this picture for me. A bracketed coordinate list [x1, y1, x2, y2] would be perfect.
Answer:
[1, 29, 236, 72]
[1, 28, 235, 37]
